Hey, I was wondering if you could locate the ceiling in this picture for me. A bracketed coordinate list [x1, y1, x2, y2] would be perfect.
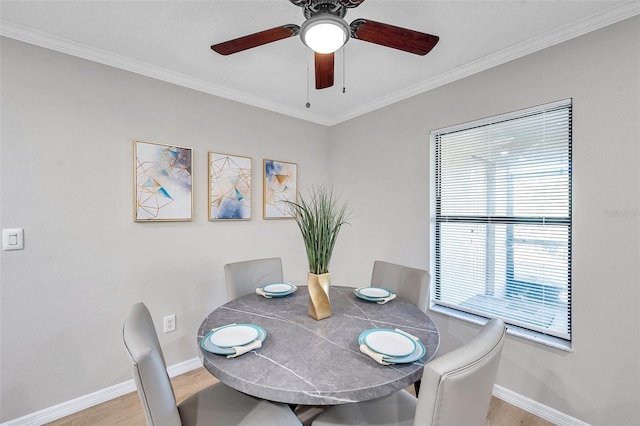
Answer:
[1, 1, 638, 126]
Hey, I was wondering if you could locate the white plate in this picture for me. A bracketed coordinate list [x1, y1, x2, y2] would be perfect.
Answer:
[201, 325, 267, 355]
[363, 329, 416, 357]
[209, 324, 259, 348]
[357, 287, 391, 298]
[262, 283, 295, 294]
[358, 330, 426, 364]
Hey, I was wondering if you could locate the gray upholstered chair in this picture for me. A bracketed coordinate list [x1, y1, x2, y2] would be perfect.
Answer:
[311, 318, 506, 426]
[224, 257, 283, 300]
[370, 260, 431, 312]
[370, 260, 431, 395]
[123, 302, 302, 426]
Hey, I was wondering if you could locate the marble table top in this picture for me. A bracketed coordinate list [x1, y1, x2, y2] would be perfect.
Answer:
[197, 285, 440, 406]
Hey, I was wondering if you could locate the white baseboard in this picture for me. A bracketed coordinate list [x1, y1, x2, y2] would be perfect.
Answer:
[1, 357, 202, 426]
[493, 384, 591, 426]
[3, 361, 588, 426]
[166, 356, 202, 378]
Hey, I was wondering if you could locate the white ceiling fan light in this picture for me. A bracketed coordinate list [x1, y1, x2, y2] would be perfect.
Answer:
[300, 13, 350, 54]
[210, 0, 440, 90]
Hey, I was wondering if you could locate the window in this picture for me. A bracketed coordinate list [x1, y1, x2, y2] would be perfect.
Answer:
[431, 99, 572, 346]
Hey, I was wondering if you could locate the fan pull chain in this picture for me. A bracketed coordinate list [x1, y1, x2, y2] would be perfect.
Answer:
[306, 53, 311, 108]
[342, 47, 346, 94]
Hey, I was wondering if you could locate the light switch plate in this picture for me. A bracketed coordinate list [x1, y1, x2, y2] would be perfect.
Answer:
[3, 228, 24, 250]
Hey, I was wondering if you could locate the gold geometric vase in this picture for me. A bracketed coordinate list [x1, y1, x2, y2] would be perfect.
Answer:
[307, 272, 331, 320]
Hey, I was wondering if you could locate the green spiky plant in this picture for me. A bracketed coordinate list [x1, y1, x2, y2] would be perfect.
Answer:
[285, 185, 352, 275]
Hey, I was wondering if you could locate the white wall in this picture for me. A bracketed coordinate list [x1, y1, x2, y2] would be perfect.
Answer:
[0, 37, 329, 422]
[2, 15, 639, 426]
[329, 16, 640, 425]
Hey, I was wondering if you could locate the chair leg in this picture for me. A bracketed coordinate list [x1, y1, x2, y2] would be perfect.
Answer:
[414, 379, 421, 396]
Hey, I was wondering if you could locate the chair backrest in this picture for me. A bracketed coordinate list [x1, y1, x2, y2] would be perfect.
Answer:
[224, 257, 283, 300]
[123, 302, 181, 426]
[414, 318, 507, 426]
[371, 260, 431, 311]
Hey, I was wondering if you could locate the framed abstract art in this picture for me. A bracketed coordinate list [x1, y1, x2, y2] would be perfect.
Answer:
[263, 159, 297, 219]
[208, 152, 252, 220]
[134, 140, 193, 221]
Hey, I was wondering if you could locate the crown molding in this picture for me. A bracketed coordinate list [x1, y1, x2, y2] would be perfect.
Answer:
[325, 0, 640, 126]
[0, 19, 333, 126]
[2, 1, 638, 127]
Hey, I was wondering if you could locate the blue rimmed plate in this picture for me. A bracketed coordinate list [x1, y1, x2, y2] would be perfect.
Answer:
[201, 324, 267, 355]
[362, 329, 416, 357]
[358, 329, 426, 364]
[261, 283, 297, 298]
[353, 287, 394, 302]
[210, 324, 259, 347]
[385, 340, 426, 364]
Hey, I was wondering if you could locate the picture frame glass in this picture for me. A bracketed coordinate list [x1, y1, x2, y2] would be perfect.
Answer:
[263, 159, 297, 219]
[134, 140, 193, 221]
[209, 152, 252, 220]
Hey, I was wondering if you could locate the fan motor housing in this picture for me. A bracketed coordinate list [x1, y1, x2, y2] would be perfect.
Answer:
[303, 0, 348, 19]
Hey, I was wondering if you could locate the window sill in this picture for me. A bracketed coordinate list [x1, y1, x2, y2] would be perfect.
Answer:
[429, 304, 573, 352]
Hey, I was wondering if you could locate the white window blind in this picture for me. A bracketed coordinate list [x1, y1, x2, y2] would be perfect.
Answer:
[431, 99, 572, 341]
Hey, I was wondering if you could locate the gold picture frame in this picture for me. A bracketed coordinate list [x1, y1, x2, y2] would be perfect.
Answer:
[134, 140, 193, 222]
[208, 152, 252, 221]
[263, 159, 297, 219]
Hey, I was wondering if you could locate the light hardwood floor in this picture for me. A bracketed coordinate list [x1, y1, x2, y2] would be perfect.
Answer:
[46, 367, 555, 426]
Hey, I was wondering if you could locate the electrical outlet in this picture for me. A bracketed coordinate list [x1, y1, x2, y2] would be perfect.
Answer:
[163, 314, 176, 333]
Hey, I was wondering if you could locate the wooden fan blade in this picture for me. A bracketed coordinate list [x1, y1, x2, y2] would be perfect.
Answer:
[211, 25, 300, 55]
[315, 52, 334, 89]
[350, 19, 439, 55]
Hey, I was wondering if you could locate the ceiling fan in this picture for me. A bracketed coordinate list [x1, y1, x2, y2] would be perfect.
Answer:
[211, 0, 439, 90]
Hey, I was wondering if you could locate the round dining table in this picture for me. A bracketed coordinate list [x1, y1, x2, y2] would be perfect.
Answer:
[197, 285, 440, 406]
